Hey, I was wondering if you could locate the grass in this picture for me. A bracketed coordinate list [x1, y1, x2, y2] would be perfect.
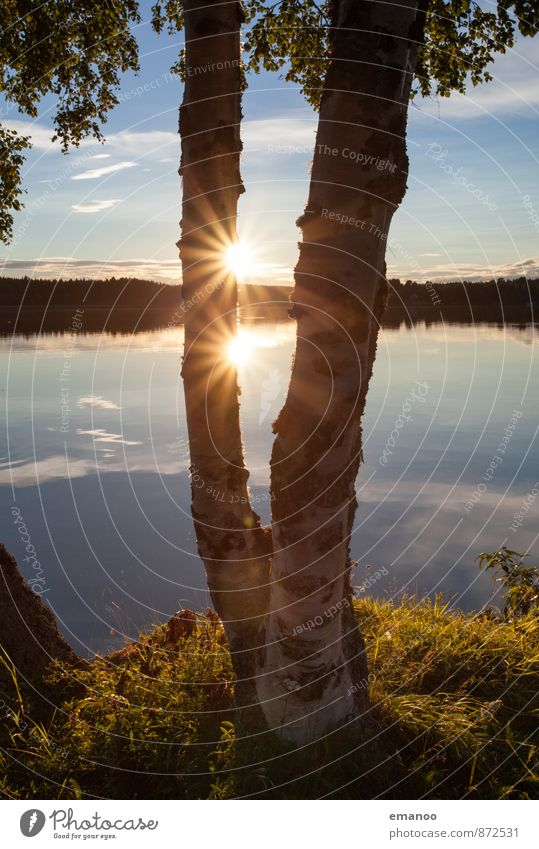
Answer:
[1, 589, 538, 800]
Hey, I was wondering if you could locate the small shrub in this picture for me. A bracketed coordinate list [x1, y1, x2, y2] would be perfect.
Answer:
[477, 548, 539, 619]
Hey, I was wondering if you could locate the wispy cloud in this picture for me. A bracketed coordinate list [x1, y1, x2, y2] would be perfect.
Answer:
[2, 255, 537, 284]
[72, 199, 121, 214]
[4, 120, 179, 160]
[243, 116, 316, 152]
[77, 428, 141, 446]
[72, 162, 137, 181]
[77, 396, 121, 410]
[2, 449, 190, 484]
[244, 261, 294, 285]
[4, 455, 101, 485]
[0, 256, 180, 282]
[386, 256, 539, 282]
[111, 131, 178, 158]
[414, 39, 539, 121]
[0, 256, 292, 283]
[3, 120, 67, 151]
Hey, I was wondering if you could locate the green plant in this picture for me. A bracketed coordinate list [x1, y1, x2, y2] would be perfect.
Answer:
[477, 548, 539, 619]
[1, 592, 538, 799]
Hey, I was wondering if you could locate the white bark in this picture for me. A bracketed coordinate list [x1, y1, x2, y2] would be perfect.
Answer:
[180, 0, 270, 708]
[256, 0, 428, 744]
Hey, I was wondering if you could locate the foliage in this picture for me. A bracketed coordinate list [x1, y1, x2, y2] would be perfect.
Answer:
[1, 274, 537, 311]
[0, 124, 28, 241]
[241, 1, 539, 108]
[0, 0, 538, 241]
[388, 276, 539, 310]
[0, 0, 140, 242]
[150, 1, 185, 34]
[0, 615, 235, 799]
[244, 0, 331, 108]
[0, 0, 140, 148]
[151, 1, 539, 108]
[477, 548, 539, 620]
[1, 594, 538, 799]
[416, 0, 539, 97]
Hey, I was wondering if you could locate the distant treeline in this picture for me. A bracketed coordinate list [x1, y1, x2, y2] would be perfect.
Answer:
[1, 275, 537, 334]
[0, 276, 180, 310]
[387, 277, 539, 311]
[2, 274, 537, 309]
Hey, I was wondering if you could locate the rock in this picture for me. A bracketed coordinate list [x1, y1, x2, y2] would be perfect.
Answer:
[166, 609, 198, 642]
[106, 642, 140, 666]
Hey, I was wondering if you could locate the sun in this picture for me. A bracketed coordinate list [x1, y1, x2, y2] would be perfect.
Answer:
[225, 241, 256, 279]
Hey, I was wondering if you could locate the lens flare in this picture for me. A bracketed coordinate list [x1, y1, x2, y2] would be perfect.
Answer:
[225, 241, 256, 278]
[226, 327, 277, 367]
[227, 329, 254, 366]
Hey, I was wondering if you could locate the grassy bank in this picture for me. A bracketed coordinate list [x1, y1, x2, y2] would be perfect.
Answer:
[1, 592, 538, 800]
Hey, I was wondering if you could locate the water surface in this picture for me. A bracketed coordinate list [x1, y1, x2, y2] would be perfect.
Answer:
[1, 318, 537, 654]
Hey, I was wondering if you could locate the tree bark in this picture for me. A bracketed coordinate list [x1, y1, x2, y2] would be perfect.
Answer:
[179, 0, 270, 707]
[257, 0, 428, 743]
[0, 543, 85, 711]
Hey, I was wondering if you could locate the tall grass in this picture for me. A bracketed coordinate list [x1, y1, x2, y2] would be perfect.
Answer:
[1, 589, 537, 800]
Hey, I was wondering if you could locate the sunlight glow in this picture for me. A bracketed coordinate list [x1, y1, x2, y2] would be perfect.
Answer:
[225, 241, 256, 279]
[226, 327, 277, 367]
[227, 329, 255, 366]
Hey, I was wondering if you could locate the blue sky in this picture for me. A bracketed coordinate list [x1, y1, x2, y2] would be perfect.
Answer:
[1, 5, 538, 284]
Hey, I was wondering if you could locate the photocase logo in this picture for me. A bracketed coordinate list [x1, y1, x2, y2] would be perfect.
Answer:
[20, 810, 46, 837]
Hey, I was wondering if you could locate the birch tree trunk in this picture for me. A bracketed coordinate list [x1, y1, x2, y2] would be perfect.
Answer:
[179, 0, 270, 707]
[256, 0, 428, 743]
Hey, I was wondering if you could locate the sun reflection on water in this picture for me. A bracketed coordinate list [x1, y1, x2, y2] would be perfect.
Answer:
[226, 327, 278, 367]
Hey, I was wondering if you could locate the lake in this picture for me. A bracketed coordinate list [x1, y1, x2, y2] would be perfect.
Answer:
[1, 316, 538, 656]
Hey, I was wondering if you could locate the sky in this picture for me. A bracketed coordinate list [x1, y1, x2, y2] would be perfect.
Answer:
[1, 2, 538, 285]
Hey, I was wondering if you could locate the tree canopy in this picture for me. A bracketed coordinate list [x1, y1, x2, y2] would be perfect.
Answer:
[0, 0, 140, 240]
[0, 0, 537, 242]
[242, 0, 539, 106]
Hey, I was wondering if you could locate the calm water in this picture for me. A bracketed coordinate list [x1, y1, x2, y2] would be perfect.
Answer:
[1, 318, 538, 655]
